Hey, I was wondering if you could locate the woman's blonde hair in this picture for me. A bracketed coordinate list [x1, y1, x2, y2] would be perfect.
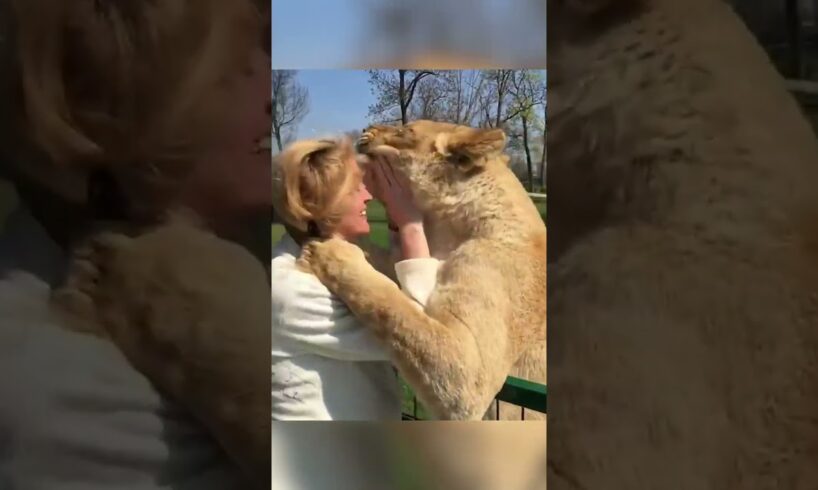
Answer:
[0, 0, 264, 218]
[272, 137, 363, 236]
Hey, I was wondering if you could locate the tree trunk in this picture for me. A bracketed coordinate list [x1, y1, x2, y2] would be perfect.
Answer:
[540, 109, 546, 190]
[522, 114, 533, 192]
[399, 69, 408, 125]
[273, 127, 283, 152]
[495, 84, 503, 128]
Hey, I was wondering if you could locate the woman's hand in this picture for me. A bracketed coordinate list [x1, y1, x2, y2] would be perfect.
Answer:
[364, 156, 422, 229]
[364, 156, 430, 259]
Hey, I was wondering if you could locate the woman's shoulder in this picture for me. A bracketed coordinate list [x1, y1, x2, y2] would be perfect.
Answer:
[271, 254, 342, 308]
[0, 273, 241, 487]
[272, 235, 338, 302]
[0, 272, 57, 345]
[0, 272, 153, 385]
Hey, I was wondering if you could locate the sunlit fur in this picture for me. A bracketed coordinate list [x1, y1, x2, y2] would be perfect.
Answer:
[301, 119, 547, 421]
[548, 0, 818, 487]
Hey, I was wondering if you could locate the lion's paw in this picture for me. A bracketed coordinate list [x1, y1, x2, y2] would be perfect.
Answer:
[297, 238, 369, 289]
[53, 232, 134, 335]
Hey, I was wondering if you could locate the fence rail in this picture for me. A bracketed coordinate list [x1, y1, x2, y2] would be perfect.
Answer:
[401, 376, 547, 421]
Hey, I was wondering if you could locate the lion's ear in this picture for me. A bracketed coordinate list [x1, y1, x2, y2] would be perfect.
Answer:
[435, 127, 506, 168]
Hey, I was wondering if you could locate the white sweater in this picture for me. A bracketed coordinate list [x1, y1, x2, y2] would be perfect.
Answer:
[0, 205, 245, 490]
[0, 203, 246, 489]
[271, 233, 440, 421]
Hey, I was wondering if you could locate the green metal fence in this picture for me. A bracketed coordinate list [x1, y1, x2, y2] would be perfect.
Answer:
[401, 376, 547, 421]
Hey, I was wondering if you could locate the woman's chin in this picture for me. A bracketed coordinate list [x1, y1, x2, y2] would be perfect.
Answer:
[355, 226, 371, 239]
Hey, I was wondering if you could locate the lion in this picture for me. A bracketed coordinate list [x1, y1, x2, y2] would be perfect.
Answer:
[297, 119, 547, 421]
[50, 212, 271, 489]
[547, 0, 818, 487]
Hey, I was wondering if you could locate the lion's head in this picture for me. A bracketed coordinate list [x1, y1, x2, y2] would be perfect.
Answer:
[356, 120, 513, 217]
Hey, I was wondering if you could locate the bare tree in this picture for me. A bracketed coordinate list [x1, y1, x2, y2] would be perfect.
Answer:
[272, 70, 309, 151]
[477, 69, 541, 130]
[540, 95, 547, 190]
[475, 70, 515, 128]
[412, 75, 448, 120]
[368, 70, 436, 125]
[437, 70, 486, 125]
[493, 70, 515, 128]
[366, 68, 546, 191]
[508, 70, 546, 191]
[397, 70, 437, 124]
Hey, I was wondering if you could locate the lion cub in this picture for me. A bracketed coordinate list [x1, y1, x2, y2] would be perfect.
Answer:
[299, 120, 547, 420]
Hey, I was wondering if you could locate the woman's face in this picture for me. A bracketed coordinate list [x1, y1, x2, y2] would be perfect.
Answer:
[333, 159, 373, 241]
[176, 47, 272, 236]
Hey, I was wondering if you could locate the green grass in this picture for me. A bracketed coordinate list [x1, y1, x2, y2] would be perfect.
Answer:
[271, 223, 285, 245]
[272, 200, 391, 248]
[533, 200, 546, 221]
[273, 198, 544, 248]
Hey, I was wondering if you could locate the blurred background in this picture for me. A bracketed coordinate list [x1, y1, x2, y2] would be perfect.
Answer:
[271, 0, 547, 69]
[728, 0, 818, 129]
[271, 421, 548, 490]
[729, 0, 817, 80]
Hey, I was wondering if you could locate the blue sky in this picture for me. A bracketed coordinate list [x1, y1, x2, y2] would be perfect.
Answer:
[271, 0, 547, 69]
[293, 70, 373, 140]
[272, 1, 364, 68]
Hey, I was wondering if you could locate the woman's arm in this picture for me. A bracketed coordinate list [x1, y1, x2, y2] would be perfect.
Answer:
[363, 157, 439, 306]
[396, 223, 429, 260]
[355, 223, 429, 282]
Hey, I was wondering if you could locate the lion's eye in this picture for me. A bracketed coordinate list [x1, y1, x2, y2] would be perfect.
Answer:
[453, 154, 470, 166]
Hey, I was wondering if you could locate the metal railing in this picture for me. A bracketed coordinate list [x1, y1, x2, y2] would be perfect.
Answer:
[729, 0, 818, 80]
[401, 376, 548, 421]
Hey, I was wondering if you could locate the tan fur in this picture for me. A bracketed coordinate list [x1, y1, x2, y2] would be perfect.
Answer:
[51, 215, 270, 489]
[393, 422, 547, 490]
[298, 120, 547, 421]
[548, 0, 818, 487]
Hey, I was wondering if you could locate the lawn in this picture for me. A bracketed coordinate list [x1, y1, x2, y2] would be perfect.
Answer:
[272, 200, 391, 248]
[271, 223, 285, 245]
[533, 199, 546, 219]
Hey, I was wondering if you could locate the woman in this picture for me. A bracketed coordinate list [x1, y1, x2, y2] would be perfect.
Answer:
[271, 137, 440, 420]
[0, 0, 270, 488]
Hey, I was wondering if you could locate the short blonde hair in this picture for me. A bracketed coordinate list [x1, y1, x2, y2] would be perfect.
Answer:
[0, 0, 264, 217]
[272, 138, 362, 235]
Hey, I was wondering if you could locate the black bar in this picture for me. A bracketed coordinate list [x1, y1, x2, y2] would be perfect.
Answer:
[786, 0, 803, 78]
